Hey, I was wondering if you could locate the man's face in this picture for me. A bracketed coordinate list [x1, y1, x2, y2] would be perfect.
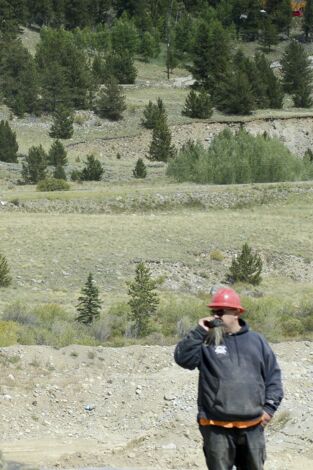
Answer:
[212, 308, 240, 331]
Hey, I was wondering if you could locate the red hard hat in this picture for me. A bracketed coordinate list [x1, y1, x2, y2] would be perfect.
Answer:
[208, 288, 245, 313]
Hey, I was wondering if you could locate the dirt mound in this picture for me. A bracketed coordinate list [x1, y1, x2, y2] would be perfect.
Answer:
[0, 341, 312, 469]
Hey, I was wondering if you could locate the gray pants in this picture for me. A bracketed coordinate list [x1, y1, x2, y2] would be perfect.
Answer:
[199, 424, 266, 470]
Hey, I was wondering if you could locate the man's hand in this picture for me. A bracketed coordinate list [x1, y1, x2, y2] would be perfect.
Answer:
[261, 411, 272, 427]
[198, 317, 214, 331]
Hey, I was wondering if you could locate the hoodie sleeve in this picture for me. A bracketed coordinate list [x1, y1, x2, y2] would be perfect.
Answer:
[260, 337, 284, 416]
[174, 325, 207, 370]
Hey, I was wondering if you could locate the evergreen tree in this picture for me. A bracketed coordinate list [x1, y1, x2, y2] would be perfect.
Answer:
[53, 164, 67, 180]
[48, 140, 68, 166]
[231, 0, 261, 41]
[22, 145, 48, 183]
[133, 158, 147, 178]
[111, 13, 139, 56]
[80, 154, 104, 181]
[95, 79, 126, 121]
[174, 12, 195, 56]
[304, 0, 313, 41]
[76, 273, 102, 325]
[189, 20, 231, 96]
[0, 120, 18, 163]
[141, 97, 166, 129]
[92, 54, 106, 85]
[0, 39, 39, 116]
[267, 0, 292, 34]
[127, 262, 159, 337]
[0, 0, 21, 38]
[36, 28, 92, 111]
[38, 62, 69, 112]
[140, 31, 156, 62]
[282, 41, 312, 107]
[255, 53, 284, 109]
[182, 89, 213, 118]
[49, 106, 74, 139]
[106, 52, 137, 84]
[259, 18, 278, 53]
[228, 243, 262, 286]
[148, 114, 176, 162]
[216, 70, 255, 115]
[0, 253, 12, 287]
[166, 41, 179, 79]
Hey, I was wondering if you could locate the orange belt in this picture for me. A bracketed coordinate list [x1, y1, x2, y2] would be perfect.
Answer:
[199, 416, 263, 429]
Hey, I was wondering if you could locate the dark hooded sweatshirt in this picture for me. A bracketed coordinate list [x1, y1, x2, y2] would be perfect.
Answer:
[174, 319, 283, 422]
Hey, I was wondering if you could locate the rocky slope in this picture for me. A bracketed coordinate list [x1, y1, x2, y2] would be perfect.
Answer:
[0, 341, 312, 470]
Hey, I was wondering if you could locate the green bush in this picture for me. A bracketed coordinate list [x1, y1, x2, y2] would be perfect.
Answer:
[32, 304, 72, 327]
[37, 178, 70, 192]
[167, 129, 306, 184]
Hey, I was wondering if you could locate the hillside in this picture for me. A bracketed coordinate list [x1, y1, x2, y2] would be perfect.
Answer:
[0, 340, 313, 470]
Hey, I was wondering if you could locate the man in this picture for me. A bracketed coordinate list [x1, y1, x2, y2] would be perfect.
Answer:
[174, 288, 283, 470]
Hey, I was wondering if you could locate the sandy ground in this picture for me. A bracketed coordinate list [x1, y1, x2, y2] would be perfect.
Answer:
[0, 340, 313, 469]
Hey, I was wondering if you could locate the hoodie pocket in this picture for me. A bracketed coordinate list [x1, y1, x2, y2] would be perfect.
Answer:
[213, 378, 265, 420]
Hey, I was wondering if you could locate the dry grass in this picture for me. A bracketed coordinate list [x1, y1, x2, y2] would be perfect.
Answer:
[0, 189, 313, 311]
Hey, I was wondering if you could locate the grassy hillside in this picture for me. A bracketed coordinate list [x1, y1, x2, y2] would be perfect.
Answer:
[0, 29, 313, 346]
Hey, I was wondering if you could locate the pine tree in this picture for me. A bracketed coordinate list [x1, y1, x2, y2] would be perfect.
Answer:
[48, 140, 68, 166]
[166, 42, 179, 79]
[53, 164, 67, 180]
[111, 14, 139, 56]
[282, 41, 312, 107]
[182, 90, 213, 119]
[76, 273, 102, 325]
[228, 243, 262, 286]
[267, 0, 292, 34]
[259, 18, 278, 53]
[141, 97, 166, 129]
[189, 20, 231, 95]
[140, 31, 155, 62]
[216, 70, 255, 115]
[0, 253, 12, 287]
[49, 106, 74, 139]
[105, 52, 137, 84]
[0, 39, 39, 116]
[148, 114, 176, 162]
[22, 145, 48, 184]
[304, 0, 313, 41]
[80, 154, 104, 181]
[133, 158, 147, 178]
[0, 120, 18, 163]
[127, 262, 159, 337]
[254, 53, 284, 109]
[95, 78, 126, 121]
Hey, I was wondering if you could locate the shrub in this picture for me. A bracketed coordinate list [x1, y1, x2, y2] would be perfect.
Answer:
[210, 249, 224, 261]
[2, 302, 37, 325]
[167, 129, 306, 184]
[32, 304, 71, 327]
[133, 158, 147, 178]
[0, 253, 12, 287]
[228, 243, 262, 285]
[48, 140, 68, 166]
[281, 317, 304, 336]
[0, 321, 18, 346]
[37, 178, 70, 191]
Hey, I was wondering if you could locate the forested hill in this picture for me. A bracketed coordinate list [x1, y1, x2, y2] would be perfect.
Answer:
[0, 1, 313, 121]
